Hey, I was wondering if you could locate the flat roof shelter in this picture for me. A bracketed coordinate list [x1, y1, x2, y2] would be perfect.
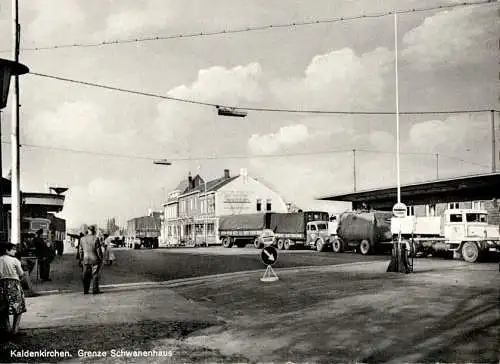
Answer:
[318, 172, 500, 210]
[3, 192, 65, 216]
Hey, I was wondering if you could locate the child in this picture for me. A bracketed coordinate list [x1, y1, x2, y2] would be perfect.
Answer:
[0, 243, 27, 336]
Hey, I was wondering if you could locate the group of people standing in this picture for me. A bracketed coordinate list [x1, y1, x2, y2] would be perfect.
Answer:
[76, 225, 116, 295]
[0, 224, 118, 338]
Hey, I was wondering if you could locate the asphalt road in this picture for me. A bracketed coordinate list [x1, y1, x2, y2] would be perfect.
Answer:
[33, 246, 389, 293]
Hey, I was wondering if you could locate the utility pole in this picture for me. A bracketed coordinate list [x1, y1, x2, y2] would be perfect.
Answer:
[11, 0, 21, 245]
[352, 149, 356, 192]
[492, 110, 496, 173]
[435, 153, 439, 180]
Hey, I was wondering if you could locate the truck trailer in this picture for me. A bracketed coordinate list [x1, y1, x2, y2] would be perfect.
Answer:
[391, 208, 500, 263]
[219, 211, 330, 250]
[126, 215, 161, 249]
[333, 210, 393, 255]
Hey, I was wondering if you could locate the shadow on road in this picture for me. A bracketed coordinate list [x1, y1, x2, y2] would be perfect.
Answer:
[361, 289, 500, 363]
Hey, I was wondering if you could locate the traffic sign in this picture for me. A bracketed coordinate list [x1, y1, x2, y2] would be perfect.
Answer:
[261, 246, 278, 265]
[392, 202, 407, 218]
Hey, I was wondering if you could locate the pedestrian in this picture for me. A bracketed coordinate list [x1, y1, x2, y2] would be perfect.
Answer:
[0, 243, 27, 337]
[103, 234, 116, 265]
[15, 238, 38, 298]
[78, 225, 103, 294]
[75, 231, 85, 268]
[33, 229, 54, 282]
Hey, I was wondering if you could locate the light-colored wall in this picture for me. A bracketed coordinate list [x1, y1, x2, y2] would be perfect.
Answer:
[214, 175, 288, 216]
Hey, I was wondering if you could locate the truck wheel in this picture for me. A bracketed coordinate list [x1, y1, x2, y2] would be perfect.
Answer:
[461, 241, 480, 263]
[359, 240, 371, 255]
[316, 238, 325, 252]
[222, 237, 233, 248]
[284, 239, 292, 250]
[332, 239, 344, 253]
[277, 239, 284, 250]
[254, 238, 263, 249]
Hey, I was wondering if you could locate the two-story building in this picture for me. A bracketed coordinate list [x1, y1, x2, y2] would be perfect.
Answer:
[162, 168, 289, 246]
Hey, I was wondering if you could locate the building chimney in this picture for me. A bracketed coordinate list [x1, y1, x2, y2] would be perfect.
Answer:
[224, 169, 230, 179]
[188, 172, 193, 189]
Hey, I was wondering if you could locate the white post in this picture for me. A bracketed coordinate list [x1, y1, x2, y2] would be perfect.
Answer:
[394, 13, 403, 260]
[394, 13, 401, 205]
[11, 0, 21, 246]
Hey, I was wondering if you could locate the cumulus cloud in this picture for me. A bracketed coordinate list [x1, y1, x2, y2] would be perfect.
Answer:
[248, 124, 310, 155]
[402, 6, 498, 70]
[104, 0, 176, 38]
[62, 178, 150, 227]
[152, 63, 264, 149]
[270, 47, 393, 110]
[408, 114, 488, 153]
[23, 0, 86, 43]
[23, 101, 135, 152]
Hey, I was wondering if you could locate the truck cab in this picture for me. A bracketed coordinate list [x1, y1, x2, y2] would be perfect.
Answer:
[443, 209, 500, 261]
[306, 221, 330, 251]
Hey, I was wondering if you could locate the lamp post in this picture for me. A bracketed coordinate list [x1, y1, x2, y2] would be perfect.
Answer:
[386, 14, 411, 274]
[0, 58, 29, 243]
[154, 159, 172, 247]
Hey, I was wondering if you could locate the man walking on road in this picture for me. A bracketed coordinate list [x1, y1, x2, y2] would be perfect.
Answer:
[78, 225, 103, 295]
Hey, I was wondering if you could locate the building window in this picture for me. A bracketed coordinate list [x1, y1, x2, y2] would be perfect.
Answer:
[256, 199, 262, 211]
[448, 202, 459, 210]
[266, 199, 272, 211]
[425, 204, 436, 217]
[471, 201, 483, 210]
[406, 205, 415, 216]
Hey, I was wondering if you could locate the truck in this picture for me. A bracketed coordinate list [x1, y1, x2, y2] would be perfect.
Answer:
[391, 208, 500, 263]
[219, 211, 331, 251]
[332, 210, 393, 255]
[126, 215, 161, 249]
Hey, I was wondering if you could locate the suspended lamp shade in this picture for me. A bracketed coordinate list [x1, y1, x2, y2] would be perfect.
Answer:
[0, 58, 29, 109]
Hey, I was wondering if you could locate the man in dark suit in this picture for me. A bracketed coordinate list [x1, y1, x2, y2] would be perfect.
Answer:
[33, 229, 53, 282]
[78, 225, 103, 294]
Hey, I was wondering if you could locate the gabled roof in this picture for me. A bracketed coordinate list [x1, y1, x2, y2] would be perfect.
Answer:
[177, 175, 239, 198]
[200, 175, 239, 193]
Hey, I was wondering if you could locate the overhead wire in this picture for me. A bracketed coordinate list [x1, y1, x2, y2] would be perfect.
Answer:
[29, 72, 498, 116]
[0, 140, 490, 169]
[0, 0, 496, 53]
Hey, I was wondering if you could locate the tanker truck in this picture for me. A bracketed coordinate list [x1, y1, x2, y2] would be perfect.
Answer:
[332, 210, 393, 255]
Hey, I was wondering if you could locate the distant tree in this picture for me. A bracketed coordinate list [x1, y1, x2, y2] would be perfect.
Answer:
[105, 217, 119, 235]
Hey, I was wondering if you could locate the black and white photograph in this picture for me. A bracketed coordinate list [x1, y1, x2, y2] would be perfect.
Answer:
[0, 0, 499, 363]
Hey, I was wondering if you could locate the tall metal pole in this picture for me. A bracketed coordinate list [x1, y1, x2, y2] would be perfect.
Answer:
[11, 0, 21, 245]
[352, 149, 357, 192]
[492, 110, 496, 173]
[394, 13, 401, 205]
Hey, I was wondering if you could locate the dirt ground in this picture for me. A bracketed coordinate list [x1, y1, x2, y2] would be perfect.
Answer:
[2, 259, 498, 363]
[172, 261, 499, 363]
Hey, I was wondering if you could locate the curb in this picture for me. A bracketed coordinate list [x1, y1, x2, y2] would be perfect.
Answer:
[34, 260, 388, 296]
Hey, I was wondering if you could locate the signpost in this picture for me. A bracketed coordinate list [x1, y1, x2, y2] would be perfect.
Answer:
[392, 202, 407, 218]
[260, 246, 279, 282]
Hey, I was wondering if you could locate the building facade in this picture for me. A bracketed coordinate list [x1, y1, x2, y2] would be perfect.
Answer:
[162, 169, 288, 246]
[405, 200, 500, 225]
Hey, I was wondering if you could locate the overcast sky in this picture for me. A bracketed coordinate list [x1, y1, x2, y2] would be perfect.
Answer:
[0, 0, 498, 228]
